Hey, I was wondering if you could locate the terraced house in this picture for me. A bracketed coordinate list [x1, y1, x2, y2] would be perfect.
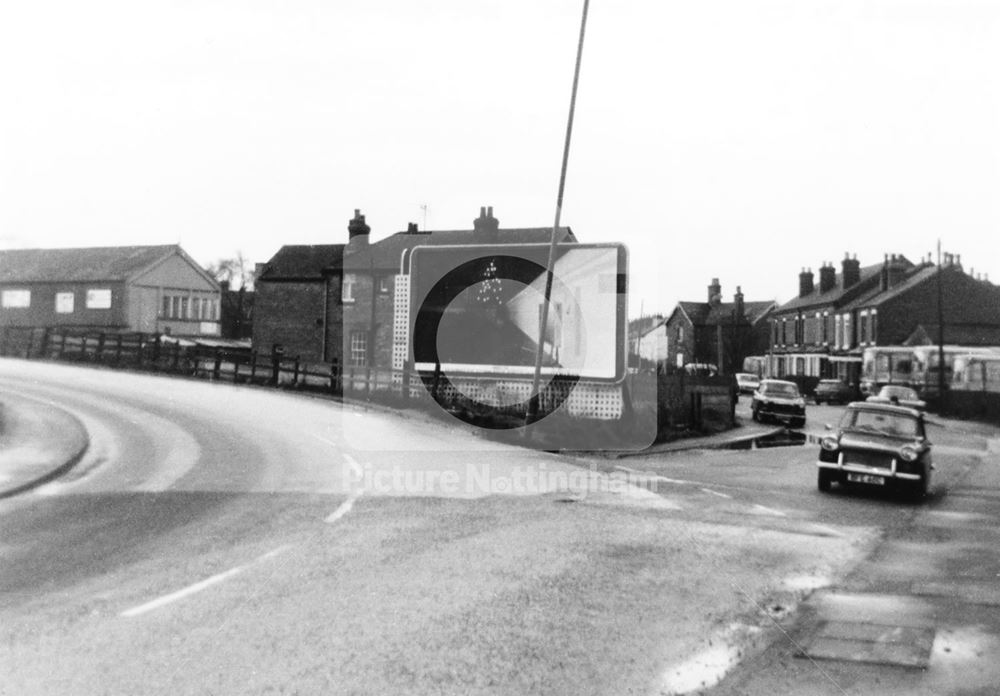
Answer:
[766, 252, 1000, 391]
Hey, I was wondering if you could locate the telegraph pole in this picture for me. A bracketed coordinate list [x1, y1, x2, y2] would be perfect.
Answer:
[526, 0, 591, 427]
[936, 240, 946, 411]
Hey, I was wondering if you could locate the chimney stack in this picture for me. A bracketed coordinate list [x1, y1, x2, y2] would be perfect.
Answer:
[799, 267, 815, 297]
[472, 205, 500, 240]
[842, 253, 861, 289]
[819, 262, 836, 293]
[707, 277, 722, 306]
[734, 286, 745, 318]
[348, 208, 370, 245]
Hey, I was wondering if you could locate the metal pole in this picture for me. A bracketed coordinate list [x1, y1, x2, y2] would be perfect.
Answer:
[526, 0, 591, 427]
[936, 240, 946, 410]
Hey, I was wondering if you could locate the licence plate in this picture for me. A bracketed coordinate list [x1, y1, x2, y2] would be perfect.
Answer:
[847, 473, 885, 485]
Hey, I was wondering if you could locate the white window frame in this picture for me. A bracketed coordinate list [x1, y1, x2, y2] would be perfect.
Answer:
[85, 288, 112, 309]
[1, 289, 31, 308]
[350, 330, 367, 367]
[55, 292, 75, 314]
[343, 274, 357, 303]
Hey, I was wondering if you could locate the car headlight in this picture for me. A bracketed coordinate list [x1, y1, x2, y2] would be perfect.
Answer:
[899, 445, 920, 462]
[794, 398, 805, 407]
[821, 436, 839, 452]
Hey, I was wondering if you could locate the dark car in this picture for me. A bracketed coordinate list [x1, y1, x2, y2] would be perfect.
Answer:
[816, 401, 933, 499]
[751, 379, 806, 427]
[866, 385, 927, 411]
[813, 379, 855, 405]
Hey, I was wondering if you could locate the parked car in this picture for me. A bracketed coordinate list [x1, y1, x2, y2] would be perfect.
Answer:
[866, 385, 926, 411]
[751, 379, 806, 427]
[683, 363, 718, 377]
[817, 401, 932, 498]
[813, 379, 855, 405]
[735, 373, 761, 395]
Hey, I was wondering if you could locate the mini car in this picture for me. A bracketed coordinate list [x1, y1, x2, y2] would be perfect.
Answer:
[813, 378, 855, 405]
[866, 385, 926, 411]
[751, 379, 806, 427]
[817, 401, 932, 499]
[735, 372, 761, 395]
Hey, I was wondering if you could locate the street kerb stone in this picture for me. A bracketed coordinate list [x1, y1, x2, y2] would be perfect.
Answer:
[796, 620, 936, 669]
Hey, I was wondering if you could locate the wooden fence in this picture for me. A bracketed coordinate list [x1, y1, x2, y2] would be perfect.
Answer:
[0, 326, 343, 394]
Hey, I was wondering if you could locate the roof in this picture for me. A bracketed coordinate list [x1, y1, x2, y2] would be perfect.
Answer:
[776, 263, 884, 313]
[257, 244, 345, 281]
[344, 227, 576, 271]
[674, 299, 776, 326]
[0, 245, 181, 283]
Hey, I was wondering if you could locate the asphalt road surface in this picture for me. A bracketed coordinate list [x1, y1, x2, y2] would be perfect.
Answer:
[1, 359, 997, 695]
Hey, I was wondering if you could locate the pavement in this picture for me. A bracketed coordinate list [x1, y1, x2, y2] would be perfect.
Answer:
[0, 392, 89, 499]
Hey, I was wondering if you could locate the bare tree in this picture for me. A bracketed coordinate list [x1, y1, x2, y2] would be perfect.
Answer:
[206, 251, 255, 290]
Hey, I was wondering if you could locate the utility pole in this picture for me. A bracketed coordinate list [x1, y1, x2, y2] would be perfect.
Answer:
[936, 240, 946, 412]
[526, 0, 591, 427]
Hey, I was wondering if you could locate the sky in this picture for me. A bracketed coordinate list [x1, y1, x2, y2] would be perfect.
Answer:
[2, 0, 999, 317]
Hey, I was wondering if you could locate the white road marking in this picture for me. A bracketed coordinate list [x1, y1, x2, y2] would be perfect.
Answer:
[751, 504, 787, 517]
[121, 545, 292, 618]
[700, 487, 732, 499]
[326, 489, 363, 523]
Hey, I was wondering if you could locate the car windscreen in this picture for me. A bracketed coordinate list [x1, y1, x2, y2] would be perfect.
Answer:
[880, 386, 918, 400]
[762, 383, 799, 397]
[840, 408, 920, 437]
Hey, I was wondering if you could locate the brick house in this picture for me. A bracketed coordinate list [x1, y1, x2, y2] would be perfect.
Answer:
[662, 279, 776, 374]
[252, 244, 343, 363]
[766, 251, 1000, 388]
[341, 207, 576, 371]
[0, 245, 221, 336]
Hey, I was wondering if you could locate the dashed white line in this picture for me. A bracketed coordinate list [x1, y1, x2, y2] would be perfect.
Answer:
[751, 504, 788, 517]
[121, 545, 292, 618]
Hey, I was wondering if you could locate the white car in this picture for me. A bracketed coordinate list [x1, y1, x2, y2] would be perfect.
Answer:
[735, 373, 761, 395]
[866, 385, 926, 411]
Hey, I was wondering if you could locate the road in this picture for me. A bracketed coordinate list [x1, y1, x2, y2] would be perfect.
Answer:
[1, 359, 997, 695]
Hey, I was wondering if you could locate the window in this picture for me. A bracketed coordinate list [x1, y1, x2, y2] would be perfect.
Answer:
[350, 330, 367, 367]
[55, 292, 75, 314]
[870, 309, 877, 344]
[162, 295, 170, 317]
[86, 288, 112, 309]
[678, 325, 684, 342]
[1, 289, 30, 308]
[822, 311, 829, 345]
[180, 297, 189, 319]
[860, 310, 869, 344]
[343, 274, 356, 303]
[378, 276, 391, 294]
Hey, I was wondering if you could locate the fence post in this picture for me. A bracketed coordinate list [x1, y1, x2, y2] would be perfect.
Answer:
[250, 352, 258, 382]
[136, 334, 145, 367]
[213, 347, 222, 380]
[271, 345, 282, 385]
[292, 356, 300, 387]
[115, 334, 123, 363]
[152, 335, 162, 365]
[95, 333, 105, 361]
[24, 329, 34, 359]
[431, 362, 442, 401]
[172, 342, 181, 371]
[40, 327, 51, 359]
[329, 358, 340, 394]
[56, 331, 66, 359]
[0, 326, 6, 356]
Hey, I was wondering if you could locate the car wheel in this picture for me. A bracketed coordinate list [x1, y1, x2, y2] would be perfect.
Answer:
[818, 469, 834, 492]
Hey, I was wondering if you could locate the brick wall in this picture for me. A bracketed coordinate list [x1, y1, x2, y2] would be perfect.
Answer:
[879, 269, 1000, 344]
[253, 280, 327, 362]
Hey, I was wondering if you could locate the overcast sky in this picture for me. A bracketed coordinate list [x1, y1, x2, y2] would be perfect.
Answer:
[2, 0, 998, 316]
